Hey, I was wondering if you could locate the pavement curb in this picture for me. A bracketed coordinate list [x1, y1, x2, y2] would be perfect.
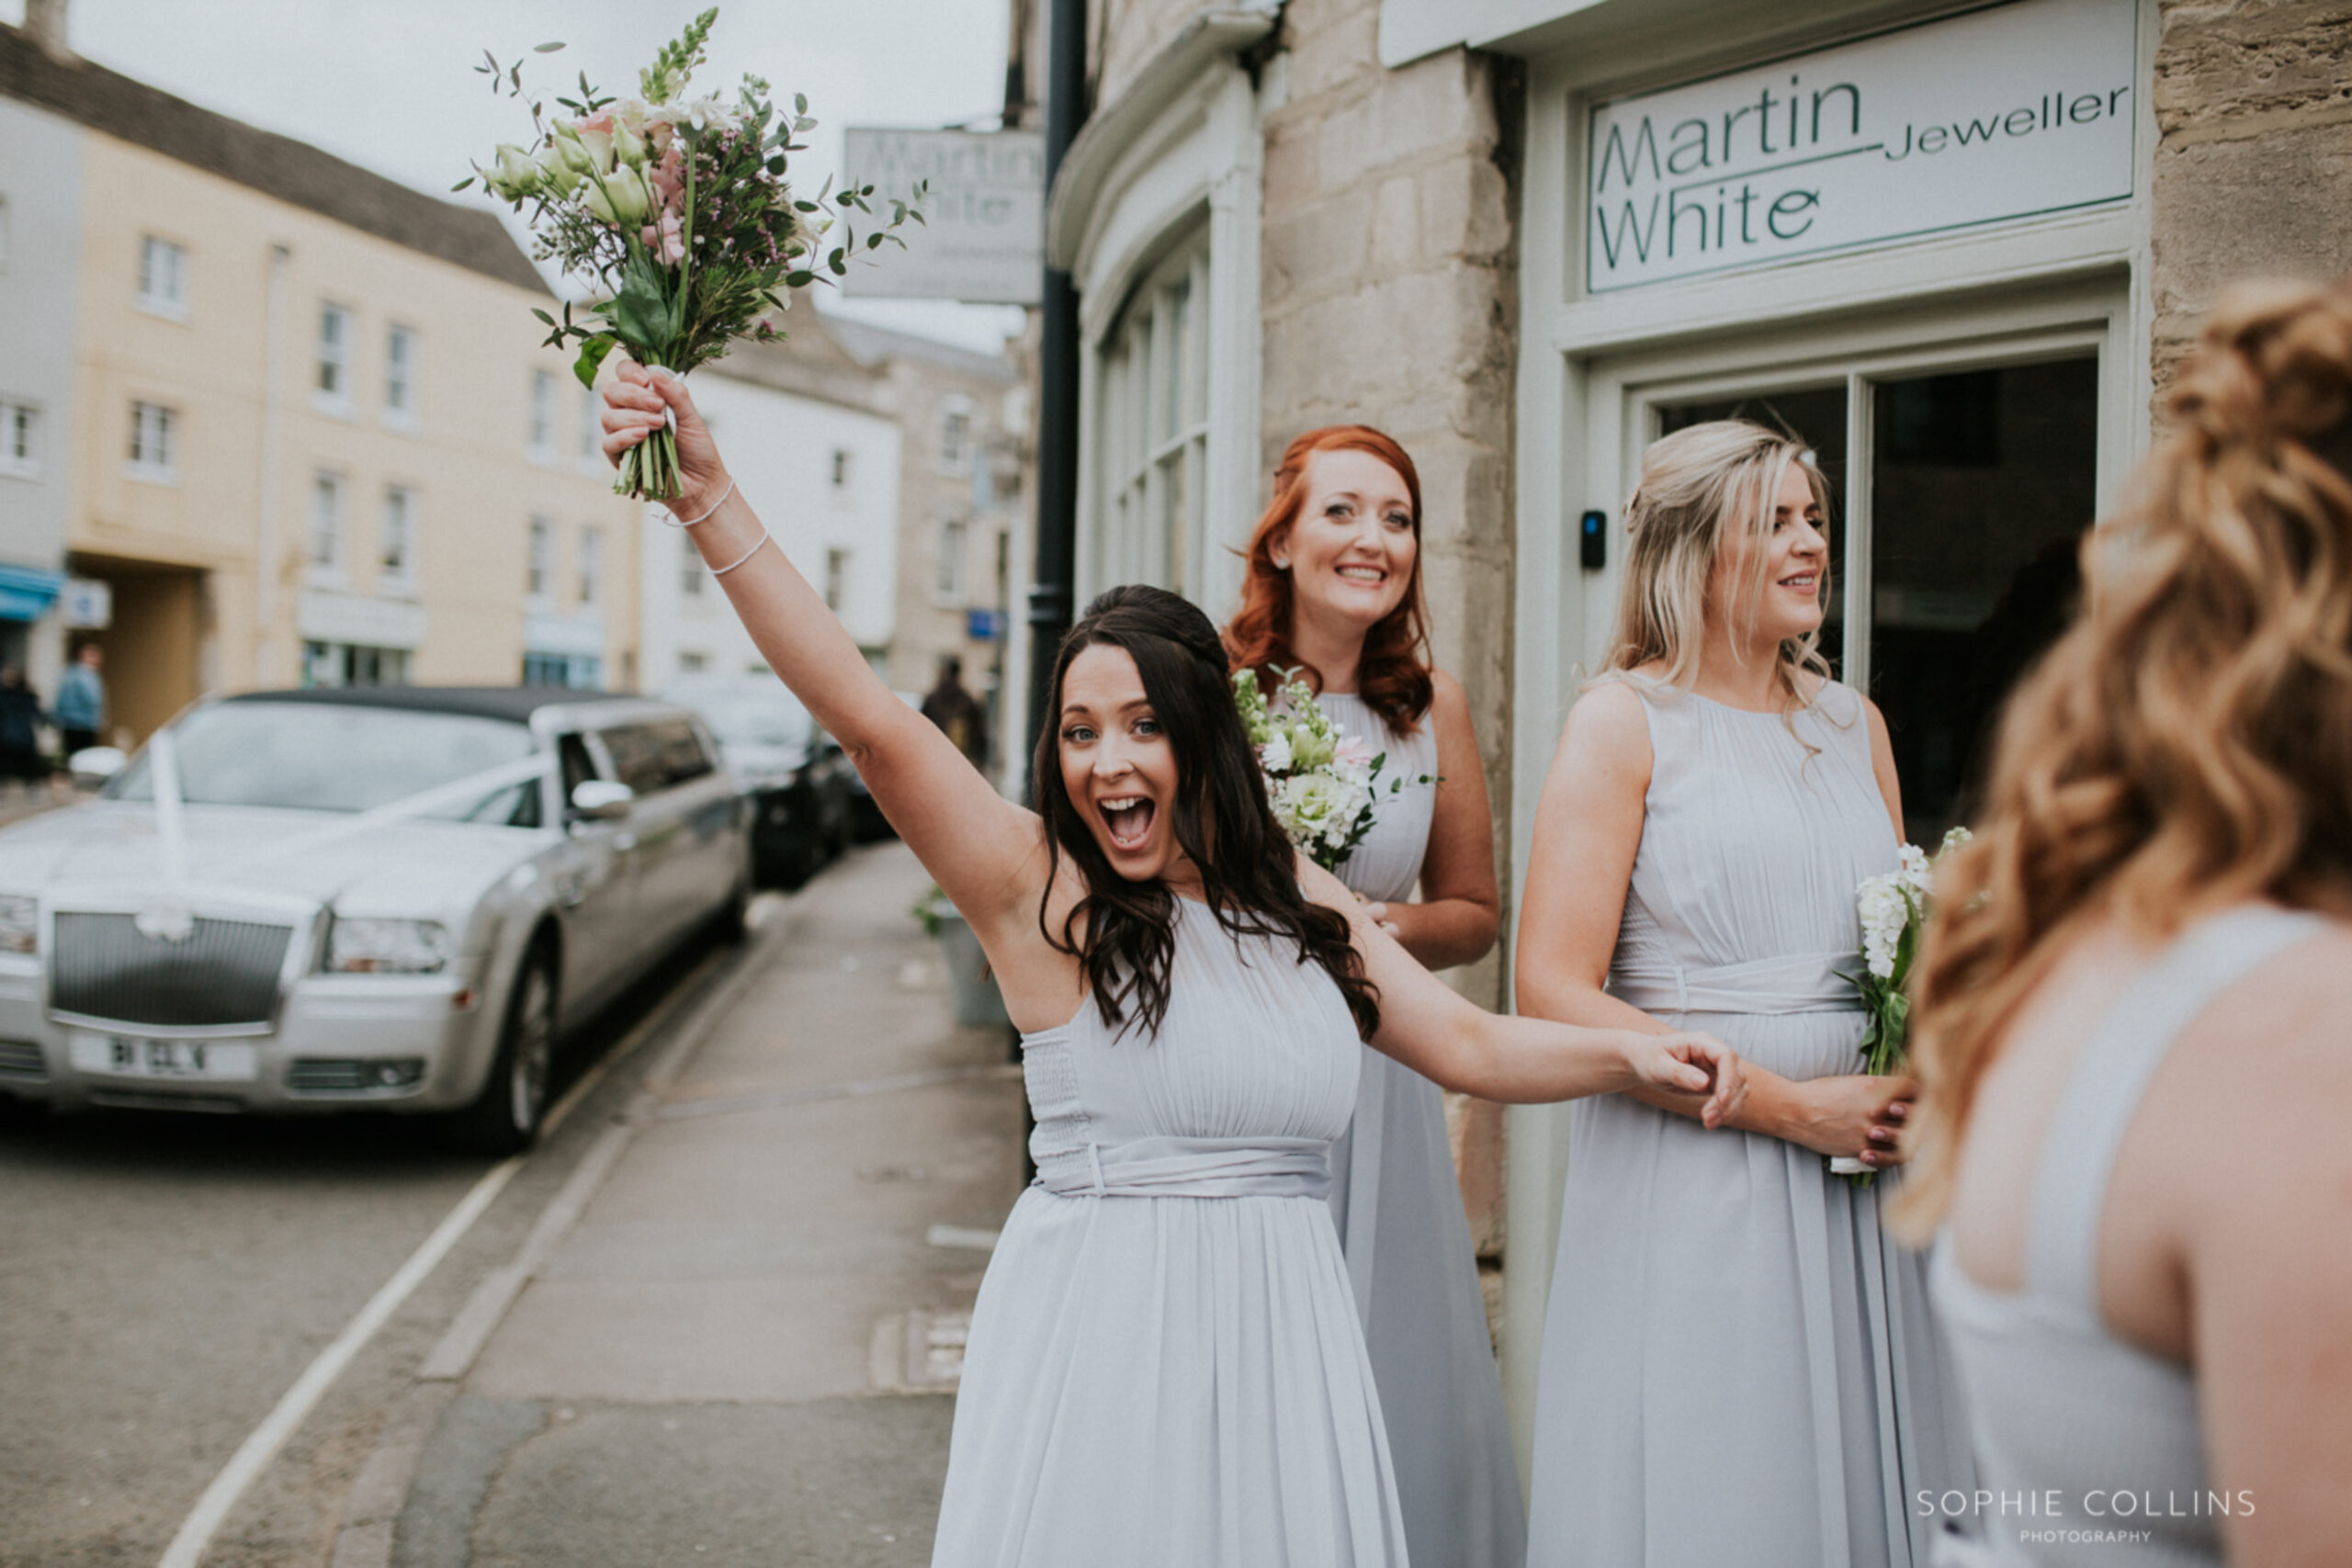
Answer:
[323, 881, 820, 1568]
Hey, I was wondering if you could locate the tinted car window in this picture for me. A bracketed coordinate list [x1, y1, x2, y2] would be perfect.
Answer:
[654, 718, 715, 785]
[599, 726, 670, 796]
[110, 703, 540, 819]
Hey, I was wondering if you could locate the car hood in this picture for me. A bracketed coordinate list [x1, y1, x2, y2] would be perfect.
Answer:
[0, 801, 545, 917]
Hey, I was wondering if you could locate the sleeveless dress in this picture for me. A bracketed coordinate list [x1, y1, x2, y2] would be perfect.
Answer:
[1316, 691, 1525, 1568]
[1927, 905, 2326, 1568]
[1525, 678, 1978, 1568]
[930, 896, 1409, 1566]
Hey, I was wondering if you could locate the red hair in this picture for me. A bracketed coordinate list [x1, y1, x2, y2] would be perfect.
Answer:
[1222, 426, 1434, 734]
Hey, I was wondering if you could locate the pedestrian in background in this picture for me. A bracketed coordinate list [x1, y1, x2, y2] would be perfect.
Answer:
[919, 654, 989, 771]
[0, 667, 44, 784]
[1223, 425, 1521, 1568]
[1897, 277, 2352, 1566]
[53, 642, 105, 759]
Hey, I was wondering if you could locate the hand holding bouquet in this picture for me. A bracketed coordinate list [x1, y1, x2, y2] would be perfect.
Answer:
[1232, 668, 1427, 874]
[1833, 825, 1971, 1179]
[465, 10, 925, 501]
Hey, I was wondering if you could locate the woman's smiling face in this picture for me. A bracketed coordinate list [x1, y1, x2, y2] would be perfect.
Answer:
[1057, 643, 1193, 886]
[1277, 448, 1418, 633]
[1708, 459, 1828, 651]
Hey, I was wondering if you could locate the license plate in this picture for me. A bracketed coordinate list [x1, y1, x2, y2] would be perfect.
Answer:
[68, 1032, 259, 1082]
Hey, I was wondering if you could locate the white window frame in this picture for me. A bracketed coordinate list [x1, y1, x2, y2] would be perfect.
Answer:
[0, 399, 38, 479]
[934, 515, 969, 605]
[528, 369, 558, 457]
[679, 530, 705, 597]
[1094, 233, 1211, 595]
[1059, 48, 1265, 618]
[526, 515, 556, 606]
[578, 524, 603, 609]
[379, 484, 417, 592]
[937, 398, 976, 476]
[822, 547, 849, 612]
[384, 324, 418, 427]
[831, 446, 853, 493]
[314, 301, 355, 412]
[309, 470, 348, 580]
[137, 234, 188, 320]
[127, 400, 177, 483]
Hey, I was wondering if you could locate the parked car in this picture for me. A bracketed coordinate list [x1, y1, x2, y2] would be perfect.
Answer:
[661, 674, 857, 888]
[0, 687, 752, 1152]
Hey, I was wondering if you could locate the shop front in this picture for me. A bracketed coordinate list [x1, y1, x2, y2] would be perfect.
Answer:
[1378, 0, 2162, 1450]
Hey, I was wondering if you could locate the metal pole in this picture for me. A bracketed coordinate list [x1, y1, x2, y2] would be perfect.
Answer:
[1024, 0, 1086, 765]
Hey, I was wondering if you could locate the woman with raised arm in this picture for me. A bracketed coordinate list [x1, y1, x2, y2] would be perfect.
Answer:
[1515, 421, 1974, 1567]
[600, 363, 1741, 1565]
[1223, 426, 1520, 1568]
[1895, 280, 2352, 1567]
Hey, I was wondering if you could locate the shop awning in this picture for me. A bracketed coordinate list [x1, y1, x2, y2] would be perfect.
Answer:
[0, 563, 64, 623]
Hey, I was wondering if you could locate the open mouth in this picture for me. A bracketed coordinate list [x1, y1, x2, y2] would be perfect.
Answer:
[1335, 565, 1388, 585]
[1778, 572, 1819, 592]
[1098, 795, 1158, 852]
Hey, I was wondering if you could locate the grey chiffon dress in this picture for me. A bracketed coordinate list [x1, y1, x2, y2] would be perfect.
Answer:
[1317, 691, 1525, 1568]
[1524, 678, 1978, 1568]
[929, 895, 1409, 1566]
[1928, 904, 2326, 1567]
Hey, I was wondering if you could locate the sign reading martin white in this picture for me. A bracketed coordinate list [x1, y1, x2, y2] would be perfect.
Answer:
[1586, 0, 2136, 293]
[840, 129, 1046, 305]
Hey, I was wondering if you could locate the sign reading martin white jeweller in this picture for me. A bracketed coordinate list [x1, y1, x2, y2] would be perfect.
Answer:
[840, 129, 1046, 305]
[1586, 0, 2137, 293]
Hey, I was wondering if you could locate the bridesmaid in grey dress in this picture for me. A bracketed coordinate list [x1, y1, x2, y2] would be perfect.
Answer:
[1225, 426, 1523, 1568]
[1899, 279, 2352, 1565]
[1517, 421, 1975, 1566]
[601, 354, 1742, 1568]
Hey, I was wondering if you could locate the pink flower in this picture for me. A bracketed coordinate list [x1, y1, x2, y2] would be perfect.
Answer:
[640, 209, 685, 266]
[572, 110, 615, 135]
[1334, 736, 1374, 769]
[650, 143, 686, 209]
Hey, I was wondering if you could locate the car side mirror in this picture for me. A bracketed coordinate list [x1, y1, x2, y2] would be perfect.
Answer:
[69, 746, 126, 788]
[569, 779, 634, 821]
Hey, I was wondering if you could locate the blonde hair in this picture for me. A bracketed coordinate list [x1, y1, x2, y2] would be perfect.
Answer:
[1894, 278, 2352, 1236]
[1601, 419, 1834, 705]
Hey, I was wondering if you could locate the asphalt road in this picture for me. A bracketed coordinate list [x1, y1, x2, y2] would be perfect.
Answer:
[0, 919, 754, 1568]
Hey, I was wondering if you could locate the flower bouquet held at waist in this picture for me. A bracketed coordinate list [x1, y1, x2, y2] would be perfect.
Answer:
[1233, 668, 1429, 874]
[463, 9, 925, 502]
[1834, 825, 1971, 1181]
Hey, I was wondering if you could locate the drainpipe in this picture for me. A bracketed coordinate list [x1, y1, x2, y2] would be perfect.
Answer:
[255, 243, 290, 686]
[1023, 0, 1085, 766]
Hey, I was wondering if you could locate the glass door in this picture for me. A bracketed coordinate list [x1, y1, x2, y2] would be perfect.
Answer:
[1648, 353, 2100, 840]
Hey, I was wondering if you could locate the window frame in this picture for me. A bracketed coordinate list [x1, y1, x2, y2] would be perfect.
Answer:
[308, 469, 348, 579]
[937, 398, 976, 476]
[379, 484, 418, 592]
[314, 301, 356, 412]
[578, 523, 603, 610]
[384, 323, 418, 427]
[933, 514, 968, 606]
[526, 514, 556, 606]
[528, 368, 559, 457]
[1093, 231, 1212, 595]
[126, 400, 178, 483]
[0, 399, 38, 479]
[136, 234, 189, 321]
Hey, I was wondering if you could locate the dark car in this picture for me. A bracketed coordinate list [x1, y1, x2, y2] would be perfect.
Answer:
[662, 675, 857, 888]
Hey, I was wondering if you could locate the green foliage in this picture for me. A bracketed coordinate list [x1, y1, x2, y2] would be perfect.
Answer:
[639, 9, 717, 104]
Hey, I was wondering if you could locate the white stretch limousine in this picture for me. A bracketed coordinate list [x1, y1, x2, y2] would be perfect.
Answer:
[0, 687, 752, 1151]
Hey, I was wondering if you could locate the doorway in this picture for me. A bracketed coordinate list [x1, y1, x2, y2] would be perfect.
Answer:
[1643, 352, 2100, 840]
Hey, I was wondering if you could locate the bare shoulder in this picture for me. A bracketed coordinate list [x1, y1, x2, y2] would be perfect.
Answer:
[1427, 666, 1469, 716]
[1559, 678, 1653, 766]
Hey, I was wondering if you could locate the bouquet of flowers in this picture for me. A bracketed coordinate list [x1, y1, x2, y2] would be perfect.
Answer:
[463, 10, 925, 501]
[1232, 668, 1425, 873]
[1833, 825, 1972, 1179]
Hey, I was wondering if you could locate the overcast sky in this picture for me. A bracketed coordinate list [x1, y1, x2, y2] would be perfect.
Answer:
[6, 0, 1027, 352]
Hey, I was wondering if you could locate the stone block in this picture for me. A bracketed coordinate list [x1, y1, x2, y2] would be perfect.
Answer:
[2154, 0, 2352, 131]
[1263, 196, 1373, 307]
[1285, 0, 1384, 104]
[1372, 175, 1422, 274]
[2152, 118, 2352, 325]
[1263, 118, 1320, 213]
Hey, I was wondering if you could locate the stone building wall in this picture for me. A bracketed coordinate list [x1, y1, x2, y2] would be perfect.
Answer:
[2150, 1, 2352, 396]
[1259, 0, 1523, 1267]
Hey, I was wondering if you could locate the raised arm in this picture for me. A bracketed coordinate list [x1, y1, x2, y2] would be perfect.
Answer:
[603, 363, 1045, 928]
[1515, 682, 1905, 1166]
[1298, 860, 1742, 1117]
[1366, 670, 1500, 971]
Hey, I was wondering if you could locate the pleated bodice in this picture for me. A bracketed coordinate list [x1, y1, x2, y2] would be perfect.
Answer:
[1314, 692, 1437, 903]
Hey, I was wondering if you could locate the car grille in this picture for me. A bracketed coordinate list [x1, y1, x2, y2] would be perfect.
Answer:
[0, 1039, 46, 1080]
[50, 913, 294, 1031]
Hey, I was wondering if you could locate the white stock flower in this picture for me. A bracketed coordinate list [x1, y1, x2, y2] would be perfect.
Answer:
[1258, 731, 1294, 775]
[1858, 873, 1910, 980]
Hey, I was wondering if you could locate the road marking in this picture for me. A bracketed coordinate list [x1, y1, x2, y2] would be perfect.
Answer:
[651, 1061, 1020, 1121]
[156, 943, 737, 1568]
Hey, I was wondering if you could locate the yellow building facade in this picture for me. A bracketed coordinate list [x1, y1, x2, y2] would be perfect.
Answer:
[6, 23, 638, 746]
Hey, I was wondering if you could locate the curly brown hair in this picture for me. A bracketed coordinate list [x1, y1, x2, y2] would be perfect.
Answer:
[1222, 425, 1434, 735]
[1894, 278, 2352, 1235]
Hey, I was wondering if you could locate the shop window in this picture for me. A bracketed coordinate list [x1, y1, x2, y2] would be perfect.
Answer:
[1096, 231, 1210, 592]
[528, 369, 557, 455]
[315, 303, 353, 407]
[526, 515, 554, 604]
[138, 236, 187, 318]
[385, 325, 417, 424]
[127, 400, 176, 480]
[302, 640, 410, 688]
[379, 485, 416, 589]
[0, 400, 37, 479]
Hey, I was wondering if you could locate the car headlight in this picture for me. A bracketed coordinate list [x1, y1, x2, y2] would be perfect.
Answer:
[0, 895, 35, 954]
[329, 918, 451, 974]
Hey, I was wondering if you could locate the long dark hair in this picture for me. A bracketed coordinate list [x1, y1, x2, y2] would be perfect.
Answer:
[1034, 585, 1381, 1042]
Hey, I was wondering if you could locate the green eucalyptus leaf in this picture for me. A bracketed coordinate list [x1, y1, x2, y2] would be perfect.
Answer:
[573, 333, 618, 389]
[531, 307, 556, 327]
[451, 176, 475, 192]
[533, 40, 565, 52]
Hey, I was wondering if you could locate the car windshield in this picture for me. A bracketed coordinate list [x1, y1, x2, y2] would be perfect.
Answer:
[674, 690, 814, 750]
[109, 703, 544, 820]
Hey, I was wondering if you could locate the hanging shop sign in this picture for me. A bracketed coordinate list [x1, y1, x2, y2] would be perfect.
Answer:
[840, 128, 1046, 305]
[1585, 0, 2137, 293]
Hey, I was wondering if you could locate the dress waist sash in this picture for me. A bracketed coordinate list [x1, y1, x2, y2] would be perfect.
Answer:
[1034, 1134, 1333, 1200]
[1609, 949, 1861, 1016]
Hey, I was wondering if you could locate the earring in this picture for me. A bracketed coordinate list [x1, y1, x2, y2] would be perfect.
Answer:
[1272, 556, 1289, 570]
